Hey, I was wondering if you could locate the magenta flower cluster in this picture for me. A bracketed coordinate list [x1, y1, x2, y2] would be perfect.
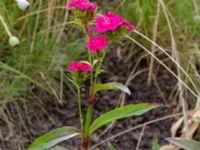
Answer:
[67, 0, 134, 73]
[86, 36, 108, 52]
[68, 61, 92, 73]
[67, 0, 97, 11]
[96, 12, 134, 33]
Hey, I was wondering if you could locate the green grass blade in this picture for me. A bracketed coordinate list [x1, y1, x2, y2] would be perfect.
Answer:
[0, 61, 49, 93]
[151, 135, 160, 150]
[167, 138, 200, 150]
[28, 126, 79, 150]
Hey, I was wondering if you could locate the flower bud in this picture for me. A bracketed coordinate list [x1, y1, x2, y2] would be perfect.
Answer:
[16, 0, 30, 11]
[9, 36, 20, 47]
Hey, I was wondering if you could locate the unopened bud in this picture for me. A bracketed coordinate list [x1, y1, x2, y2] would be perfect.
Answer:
[16, 0, 30, 11]
[9, 36, 20, 47]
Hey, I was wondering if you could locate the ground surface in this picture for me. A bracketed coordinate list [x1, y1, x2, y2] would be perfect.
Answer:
[0, 48, 179, 150]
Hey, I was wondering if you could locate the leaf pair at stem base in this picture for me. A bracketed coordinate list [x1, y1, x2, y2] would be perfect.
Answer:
[28, 103, 158, 150]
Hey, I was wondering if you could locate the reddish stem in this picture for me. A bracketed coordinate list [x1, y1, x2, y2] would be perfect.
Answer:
[82, 136, 89, 150]
[81, 87, 95, 149]
[88, 87, 94, 106]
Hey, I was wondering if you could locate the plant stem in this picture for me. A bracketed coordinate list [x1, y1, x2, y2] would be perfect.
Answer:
[82, 22, 95, 150]
[0, 14, 12, 37]
[77, 85, 83, 131]
[83, 49, 108, 146]
[82, 87, 94, 149]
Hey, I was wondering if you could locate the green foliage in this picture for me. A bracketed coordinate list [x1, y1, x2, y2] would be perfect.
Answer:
[0, 0, 200, 149]
[0, 0, 83, 101]
[90, 103, 158, 134]
[109, 143, 117, 150]
[28, 126, 79, 150]
[151, 135, 160, 150]
[167, 138, 200, 150]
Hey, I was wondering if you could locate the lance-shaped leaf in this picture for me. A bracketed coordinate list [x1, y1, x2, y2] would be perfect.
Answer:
[28, 126, 79, 150]
[167, 138, 200, 150]
[94, 82, 131, 95]
[90, 103, 158, 134]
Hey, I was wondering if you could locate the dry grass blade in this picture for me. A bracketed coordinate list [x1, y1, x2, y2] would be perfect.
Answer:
[147, 0, 160, 85]
[125, 35, 198, 99]
[193, 0, 200, 16]
[40, 72, 60, 102]
[159, 0, 189, 137]
[133, 30, 200, 97]
[46, 0, 56, 42]
[135, 125, 146, 150]
[30, 0, 42, 52]
[16, 6, 66, 22]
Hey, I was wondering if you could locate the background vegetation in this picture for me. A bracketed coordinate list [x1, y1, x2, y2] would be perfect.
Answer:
[0, 0, 200, 149]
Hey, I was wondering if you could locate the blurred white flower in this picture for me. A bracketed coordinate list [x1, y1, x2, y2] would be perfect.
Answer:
[9, 36, 20, 47]
[16, 0, 30, 11]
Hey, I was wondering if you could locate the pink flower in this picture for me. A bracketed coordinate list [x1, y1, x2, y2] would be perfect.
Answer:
[122, 19, 134, 31]
[67, 0, 97, 11]
[68, 61, 80, 72]
[86, 36, 108, 52]
[95, 12, 122, 33]
[79, 62, 92, 72]
[95, 12, 134, 33]
[68, 61, 92, 73]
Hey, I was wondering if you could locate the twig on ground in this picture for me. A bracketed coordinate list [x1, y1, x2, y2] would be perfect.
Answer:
[135, 125, 146, 150]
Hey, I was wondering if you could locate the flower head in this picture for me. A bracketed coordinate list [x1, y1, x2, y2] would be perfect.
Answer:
[68, 61, 80, 72]
[86, 36, 108, 52]
[68, 61, 92, 73]
[95, 12, 134, 33]
[79, 61, 92, 72]
[16, 0, 30, 11]
[67, 0, 96, 11]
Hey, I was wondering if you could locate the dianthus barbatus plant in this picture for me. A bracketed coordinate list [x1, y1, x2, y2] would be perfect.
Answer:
[28, 0, 158, 149]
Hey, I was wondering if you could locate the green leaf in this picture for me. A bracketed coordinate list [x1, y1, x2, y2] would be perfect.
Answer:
[28, 126, 79, 150]
[151, 135, 160, 150]
[109, 143, 117, 150]
[90, 103, 158, 134]
[94, 82, 131, 95]
[167, 138, 200, 150]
